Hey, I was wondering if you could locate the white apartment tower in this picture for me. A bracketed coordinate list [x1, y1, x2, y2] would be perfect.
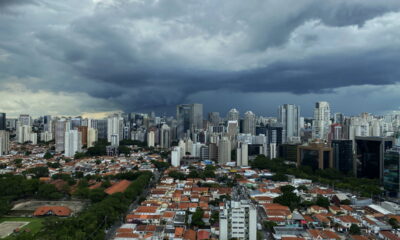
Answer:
[107, 114, 122, 146]
[227, 108, 240, 122]
[64, 129, 82, 157]
[236, 142, 248, 166]
[243, 111, 256, 135]
[219, 199, 257, 240]
[312, 101, 331, 141]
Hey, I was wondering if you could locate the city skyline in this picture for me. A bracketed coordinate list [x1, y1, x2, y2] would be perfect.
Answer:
[2, 1, 400, 117]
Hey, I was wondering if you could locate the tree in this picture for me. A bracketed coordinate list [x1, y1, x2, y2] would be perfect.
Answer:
[37, 184, 63, 200]
[388, 218, 399, 229]
[280, 185, 295, 194]
[271, 173, 288, 182]
[263, 220, 277, 232]
[118, 145, 131, 156]
[191, 207, 205, 227]
[349, 224, 361, 235]
[25, 166, 49, 178]
[315, 195, 330, 208]
[44, 151, 53, 159]
[168, 170, 186, 180]
[74, 152, 86, 159]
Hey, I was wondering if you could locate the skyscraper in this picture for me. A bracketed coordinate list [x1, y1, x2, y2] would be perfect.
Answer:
[312, 101, 331, 141]
[55, 119, 67, 152]
[18, 114, 31, 126]
[107, 114, 122, 146]
[208, 112, 221, 126]
[243, 111, 256, 135]
[176, 103, 203, 139]
[227, 108, 240, 122]
[64, 129, 82, 157]
[218, 137, 231, 165]
[0, 130, 10, 156]
[0, 113, 6, 130]
[278, 104, 300, 142]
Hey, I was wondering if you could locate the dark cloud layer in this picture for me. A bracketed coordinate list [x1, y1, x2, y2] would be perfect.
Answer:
[1, 0, 400, 116]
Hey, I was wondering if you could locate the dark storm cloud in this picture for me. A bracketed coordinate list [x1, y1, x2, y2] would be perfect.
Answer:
[1, 0, 400, 115]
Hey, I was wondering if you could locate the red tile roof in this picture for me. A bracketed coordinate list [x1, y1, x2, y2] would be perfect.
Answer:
[34, 206, 72, 217]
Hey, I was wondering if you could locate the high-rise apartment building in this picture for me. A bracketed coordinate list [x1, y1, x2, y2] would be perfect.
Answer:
[55, 119, 67, 152]
[0, 130, 10, 156]
[243, 111, 256, 135]
[147, 130, 155, 147]
[18, 114, 31, 126]
[218, 137, 231, 165]
[160, 124, 171, 149]
[236, 142, 248, 166]
[64, 129, 82, 157]
[208, 112, 221, 126]
[278, 104, 300, 143]
[87, 127, 98, 148]
[219, 199, 257, 240]
[227, 108, 240, 122]
[312, 101, 331, 141]
[107, 114, 122, 146]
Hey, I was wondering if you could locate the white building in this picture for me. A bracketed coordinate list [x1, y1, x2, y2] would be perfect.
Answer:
[147, 130, 155, 147]
[64, 129, 82, 157]
[227, 108, 240, 122]
[243, 111, 256, 135]
[219, 199, 257, 240]
[312, 101, 331, 141]
[171, 146, 181, 167]
[236, 142, 248, 166]
[107, 114, 122, 146]
[17, 124, 31, 143]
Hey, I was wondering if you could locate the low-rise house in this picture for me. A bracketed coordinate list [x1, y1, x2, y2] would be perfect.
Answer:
[34, 206, 72, 217]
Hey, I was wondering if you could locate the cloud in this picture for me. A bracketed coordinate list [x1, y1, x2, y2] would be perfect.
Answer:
[1, 0, 400, 116]
[0, 81, 120, 117]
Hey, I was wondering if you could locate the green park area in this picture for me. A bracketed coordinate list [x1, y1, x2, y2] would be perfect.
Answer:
[0, 217, 44, 239]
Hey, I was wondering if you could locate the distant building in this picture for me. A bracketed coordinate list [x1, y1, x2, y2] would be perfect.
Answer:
[243, 111, 256, 135]
[176, 103, 203, 139]
[312, 101, 331, 141]
[0, 113, 5, 130]
[297, 141, 333, 170]
[219, 199, 257, 240]
[0, 130, 10, 156]
[55, 119, 67, 152]
[355, 136, 393, 180]
[87, 128, 98, 148]
[208, 112, 221, 126]
[227, 108, 240, 122]
[236, 142, 248, 166]
[332, 140, 353, 174]
[279, 143, 299, 162]
[384, 147, 400, 198]
[147, 130, 155, 147]
[171, 147, 181, 167]
[218, 137, 231, 165]
[278, 104, 300, 143]
[107, 114, 122, 146]
[64, 129, 82, 157]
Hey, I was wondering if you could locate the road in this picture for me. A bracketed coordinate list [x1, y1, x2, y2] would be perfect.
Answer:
[105, 170, 162, 240]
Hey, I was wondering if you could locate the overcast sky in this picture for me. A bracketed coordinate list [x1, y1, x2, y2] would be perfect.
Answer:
[1, 0, 400, 118]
